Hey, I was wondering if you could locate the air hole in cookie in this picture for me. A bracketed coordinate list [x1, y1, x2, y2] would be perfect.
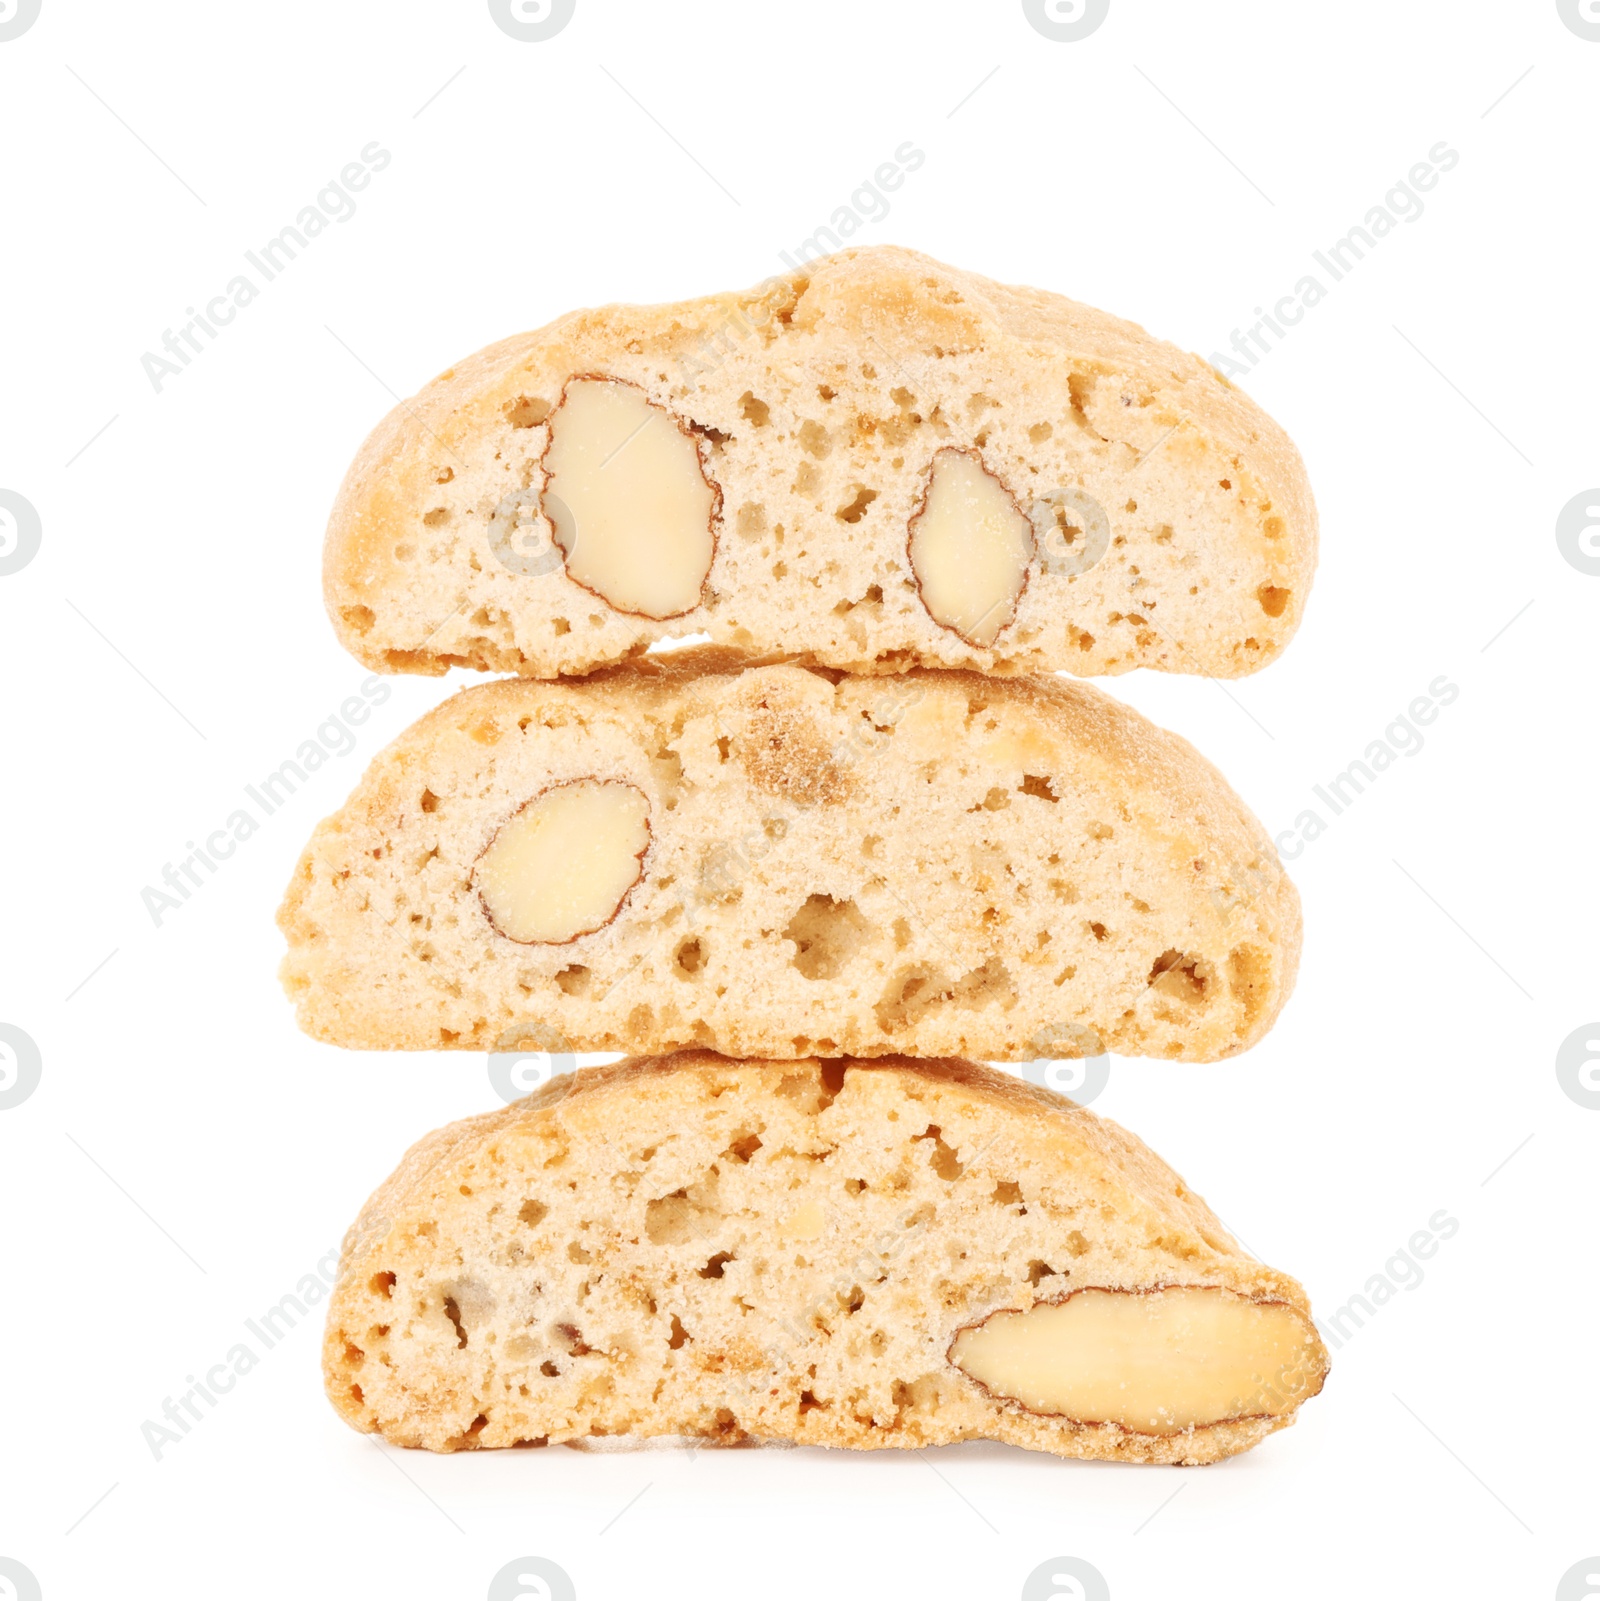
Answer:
[916, 1124, 964, 1180]
[1028, 421, 1053, 444]
[1026, 1260, 1059, 1286]
[546, 966, 589, 1001]
[700, 1252, 735, 1280]
[423, 507, 450, 528]
[420, 789, 440, 814]
[507, 395, 552, 428]
[1227, 945, 1271, 1029]
[992, 1181, 1024, 1205]
[519, 1199, 549, 1227]
[673, 938, 706, 979]
[370, 1271, 396, 1298]
[668, 1314, 690, 1349]
[724, 1131, 762, 1163]
[341, 605, 376, 635]
[799, 420, 831, 458]
[443, 1297, 468, 1349]
[818, 1060, 847, 1107]
[1149, 948, 1213, 1005]
[1066, 1230, 1091, 1257]
[645, 1190, 696, 1245]
[784, 895, 872, 981]
[555, 1322, 594, 1356]
[1020, 775, 1058, 802]
[835, 486, 878, 524]
[1088, 922, 1109, 942]
[1258, 584, 1291, 617]
[349, 1384, 364, 1404]
[739, 392, 770, 427]
[540, 1360, 560, 1377]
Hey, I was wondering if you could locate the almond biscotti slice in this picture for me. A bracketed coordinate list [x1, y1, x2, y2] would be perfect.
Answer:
[324, 1054, 1328, 1463]
[277, 652, 1298, 1060]
[324, 246, 1315, 681]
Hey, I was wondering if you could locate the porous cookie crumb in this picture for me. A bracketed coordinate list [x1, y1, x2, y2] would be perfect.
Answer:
[323, 246, 1316, 681]
[277, 652, 1299, 1059]
[323, 1054, 1328, 1464]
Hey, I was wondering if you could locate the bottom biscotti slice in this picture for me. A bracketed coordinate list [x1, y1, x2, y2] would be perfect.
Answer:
[325, 1054, 1327, 1463]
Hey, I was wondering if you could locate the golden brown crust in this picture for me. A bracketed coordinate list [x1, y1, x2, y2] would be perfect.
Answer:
[324, 1054, 1327, 1464]
[322, 246, 1316, 680]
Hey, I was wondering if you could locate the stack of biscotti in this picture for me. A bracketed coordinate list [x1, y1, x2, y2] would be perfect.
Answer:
[282, 247, 1327, 1466]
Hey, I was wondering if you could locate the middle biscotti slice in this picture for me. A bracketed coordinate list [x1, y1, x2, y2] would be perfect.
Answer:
[279, 650, 1297, 1060]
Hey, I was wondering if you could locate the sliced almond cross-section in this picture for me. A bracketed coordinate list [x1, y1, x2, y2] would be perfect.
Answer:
[948, 1286, 1325, 1433]
[907, 447, 1035, 647]
[540, 376, 719, 618]
[474, 779, 650, 945]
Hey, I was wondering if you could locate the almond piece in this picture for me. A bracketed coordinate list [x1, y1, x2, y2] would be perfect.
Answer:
[907, 447, 1035, 646]
[540, 376, 719, 618]
[474, 779, 650, 945]
[948, 1286, 1326, 1433]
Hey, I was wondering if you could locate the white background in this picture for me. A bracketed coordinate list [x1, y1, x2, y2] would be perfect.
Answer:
[2, 2, 1596, 1598]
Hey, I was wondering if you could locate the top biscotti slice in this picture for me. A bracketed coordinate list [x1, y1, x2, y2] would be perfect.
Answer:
[277, 650, 1299, 1060]
[324, 246, 1316, 681]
